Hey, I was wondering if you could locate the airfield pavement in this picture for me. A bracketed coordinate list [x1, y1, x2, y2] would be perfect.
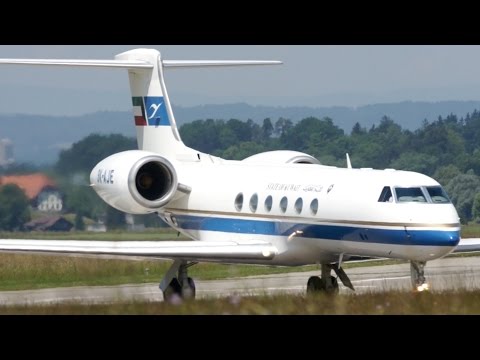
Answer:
[0, 256, 479, 305]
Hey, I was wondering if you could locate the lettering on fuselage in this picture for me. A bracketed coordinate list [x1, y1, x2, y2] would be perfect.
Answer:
[267, 183, 324, 192]
[267, 183, 301, 191]
[97, 169, 115, 185]
[303, 185, 323, 192]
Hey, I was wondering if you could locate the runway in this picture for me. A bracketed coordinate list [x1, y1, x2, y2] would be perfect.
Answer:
[0, 256, 479, 306]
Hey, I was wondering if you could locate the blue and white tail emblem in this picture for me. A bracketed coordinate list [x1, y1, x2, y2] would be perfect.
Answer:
[132, 96, 171, 127]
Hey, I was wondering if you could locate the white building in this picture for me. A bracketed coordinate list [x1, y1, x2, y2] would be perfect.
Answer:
[0, 138, 14, 166]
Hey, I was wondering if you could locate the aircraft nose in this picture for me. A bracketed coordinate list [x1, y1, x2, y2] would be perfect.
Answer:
[405, 227, 460, 247]
[438, 230, 461, 248]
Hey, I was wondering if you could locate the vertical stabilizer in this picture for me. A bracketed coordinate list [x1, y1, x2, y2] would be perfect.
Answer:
[115, 49, 187, 158]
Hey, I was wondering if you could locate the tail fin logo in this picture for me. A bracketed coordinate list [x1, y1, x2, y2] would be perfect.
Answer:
[148, 103, 163, 120]
[132, 96, 171, 127]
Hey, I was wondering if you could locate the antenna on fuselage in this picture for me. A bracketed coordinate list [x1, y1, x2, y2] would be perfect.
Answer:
[346, 153, 352, 169]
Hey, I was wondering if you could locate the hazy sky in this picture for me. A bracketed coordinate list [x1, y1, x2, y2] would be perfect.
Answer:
[1, 45, 480, 115]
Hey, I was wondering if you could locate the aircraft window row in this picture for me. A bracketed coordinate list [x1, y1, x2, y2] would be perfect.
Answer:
[377, 186, 452, 204]
[234, 193, 320, 215]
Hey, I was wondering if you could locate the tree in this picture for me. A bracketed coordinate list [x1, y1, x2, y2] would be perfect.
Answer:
[351, 122, 366, 136]
[274, 117, 293, 138]
[0, 184, 31, 231]
[180, 119, 223, 154]
[105, 206, 126, 230]
[445, 171, 480, 224]
[412, 120, 466, 168]
[59, 176, 107, 221]
[473, 193, 480, 222]
[283, 117, 344, 154]
[221, 142, 266, 160]
[389, 152, 439, 176]
[432, 165, 462, 187]
[56, 134, 136, 174]
[261, 118, 274, 140]
[74, 212, 85, 231]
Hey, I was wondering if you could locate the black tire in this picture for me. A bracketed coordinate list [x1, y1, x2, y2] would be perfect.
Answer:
[307, 276, 324, 294]
[163, 277, 182, 302]
[182, 277, 196, 300]
[326, 276, 339, 295]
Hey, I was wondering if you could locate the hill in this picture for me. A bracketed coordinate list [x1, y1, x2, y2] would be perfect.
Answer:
[2, 100, 480, 164]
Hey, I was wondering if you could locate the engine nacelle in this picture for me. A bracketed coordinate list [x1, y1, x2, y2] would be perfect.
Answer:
[243, 150, 321, 165]
[90, 150, 180, 214]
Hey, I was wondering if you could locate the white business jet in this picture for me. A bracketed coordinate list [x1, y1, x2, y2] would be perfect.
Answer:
[0, 48, 461, 299]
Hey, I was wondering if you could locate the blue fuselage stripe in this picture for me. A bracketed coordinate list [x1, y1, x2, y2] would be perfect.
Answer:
[173, 214, 459, 247]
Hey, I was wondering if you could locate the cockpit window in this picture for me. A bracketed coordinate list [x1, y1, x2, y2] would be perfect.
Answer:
[378, 186, 393, 202]
[426, 186, 451, 204]
[395, 187, 427, 203]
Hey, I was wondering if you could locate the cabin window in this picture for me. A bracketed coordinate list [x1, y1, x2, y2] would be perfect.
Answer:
[310, 199, 319, 215]
[426, 186, 451, 204]
[234, 193, 244, 211]
[249, 193, 259, 213]
[378, 186, 393, 202]
[395, 187, 427, 203]
[294, 198, 303, 214]
[264, 195, 273, 212]
[280, 196, 288, 213]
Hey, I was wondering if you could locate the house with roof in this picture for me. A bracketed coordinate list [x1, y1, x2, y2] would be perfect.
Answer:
[0, 173, 63, 212]
[24, 216, 73, 232]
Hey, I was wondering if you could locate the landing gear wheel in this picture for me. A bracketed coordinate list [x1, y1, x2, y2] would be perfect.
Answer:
[325, 276, 339, 294]
[163, 277, 182, 301]
[307, 276, 325, 294]
[182, 277, 196, 300]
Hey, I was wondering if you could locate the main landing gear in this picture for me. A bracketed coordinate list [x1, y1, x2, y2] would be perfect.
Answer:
[307, 264, 355, 295]
[160, 260, 197, 301]
[410, 261, 430, 292]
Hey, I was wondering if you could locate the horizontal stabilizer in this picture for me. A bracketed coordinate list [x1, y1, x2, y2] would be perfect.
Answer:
[0, 59, 282, 69]
[0, 239, 277, 262]
[163, 60, 282, 68]
[0, 59, 153, 69]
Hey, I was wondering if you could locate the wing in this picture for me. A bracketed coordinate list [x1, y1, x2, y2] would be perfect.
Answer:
[0, 239, 277, 262]
[454, 238, 480, 253]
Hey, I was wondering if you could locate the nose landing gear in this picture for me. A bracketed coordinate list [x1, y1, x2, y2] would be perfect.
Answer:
[410, 261, 430, 292]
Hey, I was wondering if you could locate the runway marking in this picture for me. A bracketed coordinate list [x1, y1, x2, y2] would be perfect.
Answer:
[352, 276, 410, 283]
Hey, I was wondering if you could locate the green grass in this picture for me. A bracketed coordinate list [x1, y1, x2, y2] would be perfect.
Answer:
[2, 290, 480, 314]
[0, 253, 316, 291]
[0, 229, 187, 241]
[0, 252, 408, 292]
[462, 223, 480, 238]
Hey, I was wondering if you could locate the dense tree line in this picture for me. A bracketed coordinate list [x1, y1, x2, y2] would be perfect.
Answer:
[180, 112, 480, 177]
